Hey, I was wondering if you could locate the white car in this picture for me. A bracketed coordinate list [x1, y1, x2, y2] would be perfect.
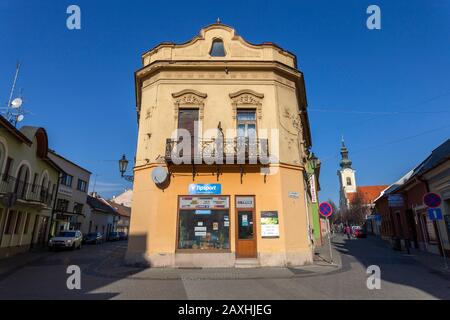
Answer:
[48, 230, 83, 250]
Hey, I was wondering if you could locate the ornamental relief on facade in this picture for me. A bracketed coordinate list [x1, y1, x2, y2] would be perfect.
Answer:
[229, 90, 264, 120]
[172, 90, 207, 121]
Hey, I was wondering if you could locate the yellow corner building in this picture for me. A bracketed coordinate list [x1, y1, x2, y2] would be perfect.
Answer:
[126, 22, 316, 267]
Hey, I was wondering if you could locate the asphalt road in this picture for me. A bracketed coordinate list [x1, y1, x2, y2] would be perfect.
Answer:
[0, 235, 449, 299]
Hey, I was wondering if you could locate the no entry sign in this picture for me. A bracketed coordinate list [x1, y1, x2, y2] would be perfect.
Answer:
[319, 202, 333, 218]
[423, 192, 442, 208]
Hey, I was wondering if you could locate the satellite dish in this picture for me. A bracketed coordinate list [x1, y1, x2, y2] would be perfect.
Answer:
[17, 114, 24, 122]
[151, 166, 170, 189]
[11, 98, 23, 108]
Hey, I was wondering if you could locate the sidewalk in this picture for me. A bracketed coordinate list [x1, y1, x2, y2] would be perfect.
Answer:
[408, 247, 450, 276]
[86, 241, 343, 280]
[377, 236, 450, 277]
[0, 248, 50, 280]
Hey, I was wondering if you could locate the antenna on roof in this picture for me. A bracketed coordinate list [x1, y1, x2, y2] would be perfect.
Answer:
[216, 17, 221, 24]
[2, 62, 30, 127]
[7, 62, 20, 109]
[92, 174, 99, 193]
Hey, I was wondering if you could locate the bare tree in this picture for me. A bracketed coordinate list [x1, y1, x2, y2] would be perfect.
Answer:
[345, 191, 370, 225]
[328, 199, 341, 224]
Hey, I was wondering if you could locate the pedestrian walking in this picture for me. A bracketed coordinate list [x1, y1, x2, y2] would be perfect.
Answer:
[345, 225, 352, 239]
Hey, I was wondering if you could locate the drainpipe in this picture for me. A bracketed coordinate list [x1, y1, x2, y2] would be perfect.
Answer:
[47, 173, 61, 242]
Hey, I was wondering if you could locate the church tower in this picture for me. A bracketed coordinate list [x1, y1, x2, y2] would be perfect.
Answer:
[338, 138, 357, 209]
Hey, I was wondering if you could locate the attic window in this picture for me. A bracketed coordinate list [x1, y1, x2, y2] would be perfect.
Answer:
[210, 39, 226, 57]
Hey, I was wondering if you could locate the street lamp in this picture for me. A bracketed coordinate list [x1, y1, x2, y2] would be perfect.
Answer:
[119, 154, 134, 182]
[309, 152, 320, 171]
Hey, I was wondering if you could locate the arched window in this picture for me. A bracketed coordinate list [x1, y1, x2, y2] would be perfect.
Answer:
[15, 165, 30, 198]
[210, 39, 226, 57]
[346, 177, 352, 186]
[41, 175, 48, 201]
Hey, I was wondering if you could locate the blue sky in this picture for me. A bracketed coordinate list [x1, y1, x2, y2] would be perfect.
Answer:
[0, 1, 449, 201]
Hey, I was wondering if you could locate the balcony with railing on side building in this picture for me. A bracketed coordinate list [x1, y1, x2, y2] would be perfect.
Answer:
[0, 174, 54, 207]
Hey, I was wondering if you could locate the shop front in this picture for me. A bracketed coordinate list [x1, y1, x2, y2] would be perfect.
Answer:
[177, 195, 231, 252]
[177, 193, 258, 259]
[127, 164, 313, 268]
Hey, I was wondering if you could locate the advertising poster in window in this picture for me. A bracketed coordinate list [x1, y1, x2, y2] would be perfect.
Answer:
[261, 211, 279, 238]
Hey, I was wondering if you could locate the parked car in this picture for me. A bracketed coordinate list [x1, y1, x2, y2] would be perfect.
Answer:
[83, 232, 103, 244]
[118, 232, 128, 241]
[48, 230, 83, 250]
[354, 226, 367, 238]
[107, 231, 120, 241]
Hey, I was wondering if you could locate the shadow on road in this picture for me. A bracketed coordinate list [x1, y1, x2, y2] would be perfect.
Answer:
[0, 234, 161, 300]
[333, 234, 450, 299]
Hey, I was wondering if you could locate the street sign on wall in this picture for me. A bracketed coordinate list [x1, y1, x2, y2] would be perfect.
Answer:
[423, 192, 442, 208]
[427, 208, 443, 221]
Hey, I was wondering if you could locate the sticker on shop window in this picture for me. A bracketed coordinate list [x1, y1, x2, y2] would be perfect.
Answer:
[242, 215, 248, 226]
[213, 222, 219, 230]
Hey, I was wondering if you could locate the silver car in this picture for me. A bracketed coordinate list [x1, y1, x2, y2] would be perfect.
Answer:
[48, 230, 83, 250]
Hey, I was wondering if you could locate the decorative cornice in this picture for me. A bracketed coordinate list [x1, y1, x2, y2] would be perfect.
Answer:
[172, 90, 207, 120]
[229, 89, 264, 100]
[172, 89, 207, 99]
[229, 90, 264, 120]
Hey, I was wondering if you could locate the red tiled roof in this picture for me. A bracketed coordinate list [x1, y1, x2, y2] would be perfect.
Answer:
[347, 185, 388, 204]
[106, 200, 131, 218]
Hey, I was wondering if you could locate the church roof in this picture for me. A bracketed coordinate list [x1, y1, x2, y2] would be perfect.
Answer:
[346, 185, 389, 204]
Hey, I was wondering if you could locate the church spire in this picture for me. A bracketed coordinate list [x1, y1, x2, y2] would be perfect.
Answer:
[340, 137, 352, 169]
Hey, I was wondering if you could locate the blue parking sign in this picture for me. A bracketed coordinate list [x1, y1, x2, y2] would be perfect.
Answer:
[428, 208, 443, 220]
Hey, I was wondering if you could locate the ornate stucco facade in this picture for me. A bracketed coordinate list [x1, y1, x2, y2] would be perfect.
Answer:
[0, 118, 60, 258]
[127, 23, 315, 267]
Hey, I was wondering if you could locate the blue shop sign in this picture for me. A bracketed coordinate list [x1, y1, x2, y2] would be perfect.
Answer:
[189, 184, 221, 195]
[195, 210, 212, 215]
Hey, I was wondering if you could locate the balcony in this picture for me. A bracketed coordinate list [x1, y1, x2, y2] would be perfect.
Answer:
[165, 137, 270, 165]
[0, 174, 54, 207]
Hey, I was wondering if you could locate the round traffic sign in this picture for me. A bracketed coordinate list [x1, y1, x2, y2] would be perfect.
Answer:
[319, 202, 333, 218]
[423, 192, 441, 208]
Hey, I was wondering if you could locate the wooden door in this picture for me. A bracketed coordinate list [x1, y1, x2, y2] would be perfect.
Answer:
[235, 208, 257, 258]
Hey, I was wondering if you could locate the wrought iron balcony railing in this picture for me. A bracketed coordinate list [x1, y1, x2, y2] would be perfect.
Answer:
[165, 137, 270, 164]
[0, 174, 53, 207]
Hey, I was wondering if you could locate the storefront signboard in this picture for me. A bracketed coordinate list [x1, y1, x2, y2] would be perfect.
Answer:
[195, 210, 212, 215]
[189, 184, 221, 195]
[180, 196, 229, 209]
[261, 211, 279, 238]
[236, 196, 254, 208]
[309, 175, 317, 203]
[388, 194, 404, 207]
